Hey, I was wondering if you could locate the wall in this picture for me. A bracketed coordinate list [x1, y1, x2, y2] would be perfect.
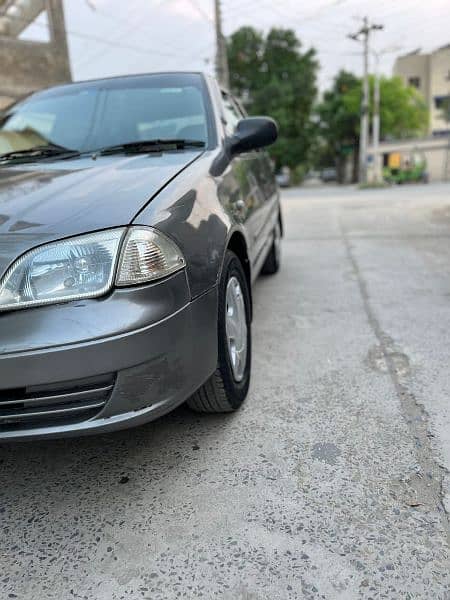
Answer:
[0, 0, 71, 107]
[368, 137, 450, 182]
[394, 47, 450, 136]
[393, 53, 430, 102]
[429, 46, 450, 134]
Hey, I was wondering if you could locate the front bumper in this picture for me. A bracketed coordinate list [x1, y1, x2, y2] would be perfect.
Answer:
[0, 271, 218, 441]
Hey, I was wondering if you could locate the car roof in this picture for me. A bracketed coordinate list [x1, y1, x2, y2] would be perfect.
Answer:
[34, 71, 211, 95]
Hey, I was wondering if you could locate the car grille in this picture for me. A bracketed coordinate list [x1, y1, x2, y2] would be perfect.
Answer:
[0, 374, 115, 431]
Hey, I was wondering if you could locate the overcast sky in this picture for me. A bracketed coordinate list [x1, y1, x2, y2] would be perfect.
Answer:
[42, 0, 450, 91]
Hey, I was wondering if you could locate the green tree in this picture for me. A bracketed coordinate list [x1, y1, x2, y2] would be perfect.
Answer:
[343, 75, 429, 139]
[317, 72, 429, 182]
[227, 26, 264, 101]
[227, 27, 318, 171]
[316, 70, 360, 182]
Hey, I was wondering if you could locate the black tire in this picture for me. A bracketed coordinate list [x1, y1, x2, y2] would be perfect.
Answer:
[261, 221, 281, 275]
[187, 250, 251, 413]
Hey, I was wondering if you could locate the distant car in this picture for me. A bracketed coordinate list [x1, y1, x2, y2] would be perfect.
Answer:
[276, 167, 291, 188]
[321, 167, 337, 182]
[0, 72, 281, 441]
[303, 170, 321, 186]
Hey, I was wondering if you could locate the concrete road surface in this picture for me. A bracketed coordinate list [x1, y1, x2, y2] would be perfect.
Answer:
[1, 183, 450, 599]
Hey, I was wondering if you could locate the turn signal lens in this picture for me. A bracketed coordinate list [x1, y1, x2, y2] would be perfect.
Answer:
[116, 227, 185, 286]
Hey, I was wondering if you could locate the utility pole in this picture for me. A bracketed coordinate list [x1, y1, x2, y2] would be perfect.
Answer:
[214, 0, 230, 89]
[348, 18, 383, 184]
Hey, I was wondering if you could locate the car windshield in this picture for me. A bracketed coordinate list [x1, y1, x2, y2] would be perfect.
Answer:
[0, 74, 209, 157]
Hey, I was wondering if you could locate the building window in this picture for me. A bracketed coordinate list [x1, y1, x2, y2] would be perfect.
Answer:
[408, 77, 421, 89]
[434, 95, 450, 109]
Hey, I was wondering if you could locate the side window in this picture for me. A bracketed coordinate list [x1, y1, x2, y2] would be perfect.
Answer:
[221, 92, 241, 136]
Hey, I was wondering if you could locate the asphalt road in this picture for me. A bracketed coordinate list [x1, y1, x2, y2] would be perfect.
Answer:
[1, 183, 450, 599]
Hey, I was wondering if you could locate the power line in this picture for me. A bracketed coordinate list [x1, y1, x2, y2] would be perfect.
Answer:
[184, 0, 213, 23]
[72, 0, 369, 75]
[77, 0, 195, 60]
[3, 11, 183, 64]
[73, 4, 175, 69]
[223, 0, 352, 37]
[223, 0, 349, 27]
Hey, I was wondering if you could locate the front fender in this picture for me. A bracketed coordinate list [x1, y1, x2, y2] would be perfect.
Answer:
[132, 151, 236, 299]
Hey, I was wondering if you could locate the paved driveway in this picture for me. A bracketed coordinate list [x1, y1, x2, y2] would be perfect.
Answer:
[1, 183, 450, 599]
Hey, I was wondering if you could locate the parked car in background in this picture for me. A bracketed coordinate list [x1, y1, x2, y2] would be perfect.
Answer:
[320, 167, 338, 182]
[303, 170, 322, 186]
[0, 72, 281, 441]
[276, 166, 291, 188]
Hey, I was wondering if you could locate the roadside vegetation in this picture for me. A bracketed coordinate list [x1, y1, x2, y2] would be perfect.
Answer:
[317, 70, 428, 182]
[228, 27, 429, 184]
[227, 26, 317, 176]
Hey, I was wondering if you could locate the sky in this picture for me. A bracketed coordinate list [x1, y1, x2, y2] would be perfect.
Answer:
[26, 0, 450, 91]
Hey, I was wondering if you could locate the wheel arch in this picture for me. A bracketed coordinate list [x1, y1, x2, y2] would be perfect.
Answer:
[226, 230, 252, 321]
[278, 206, 284, 237]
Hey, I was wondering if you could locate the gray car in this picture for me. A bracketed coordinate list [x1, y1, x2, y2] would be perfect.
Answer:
[0, 72, 282, 441]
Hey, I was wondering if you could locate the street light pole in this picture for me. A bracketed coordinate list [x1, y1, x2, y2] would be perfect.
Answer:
[371, 46, 403, 184]
[348, 18, 383, 185]
[214, 0, 230, 89]
[373, 52, 381, 183]
[361, 17, 370, 185]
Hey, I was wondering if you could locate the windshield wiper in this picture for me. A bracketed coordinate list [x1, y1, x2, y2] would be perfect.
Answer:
[97, 139, 205, 156]
[0, 142, 79, 163]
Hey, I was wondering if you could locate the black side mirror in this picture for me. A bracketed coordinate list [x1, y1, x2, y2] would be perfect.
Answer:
[210, 116, 278, 177]
[228, 117, 278, 157]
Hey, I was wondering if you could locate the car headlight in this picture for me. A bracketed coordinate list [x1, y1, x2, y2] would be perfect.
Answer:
[0, 227, 185, 312]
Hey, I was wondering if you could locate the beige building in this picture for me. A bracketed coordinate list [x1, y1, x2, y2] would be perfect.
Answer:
[394, 45, 450, 136]
[0, 0, 71, 110]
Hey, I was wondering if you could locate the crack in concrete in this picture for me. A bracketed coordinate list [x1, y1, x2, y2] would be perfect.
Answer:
[340, 222, 450, 538]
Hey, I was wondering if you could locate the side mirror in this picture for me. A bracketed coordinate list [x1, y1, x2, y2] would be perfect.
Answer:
[210, 116, 278, 177]
[228, 117, 278, 157]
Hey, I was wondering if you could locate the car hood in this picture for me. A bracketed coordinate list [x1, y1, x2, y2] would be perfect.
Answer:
[0, 150, 202, 279]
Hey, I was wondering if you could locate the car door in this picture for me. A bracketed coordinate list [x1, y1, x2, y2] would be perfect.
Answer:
[220, 91, 267, 268]
[233, 96, 279, 256]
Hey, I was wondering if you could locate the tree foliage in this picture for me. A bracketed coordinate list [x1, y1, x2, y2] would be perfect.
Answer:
[317, 71, 429, 181]
[316, 70, 360, 179]
[227, 27, 318, 170]
[343, 75, 429, 139]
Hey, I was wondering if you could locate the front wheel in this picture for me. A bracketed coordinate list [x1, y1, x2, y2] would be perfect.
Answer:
[187, 250, 251, 413]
